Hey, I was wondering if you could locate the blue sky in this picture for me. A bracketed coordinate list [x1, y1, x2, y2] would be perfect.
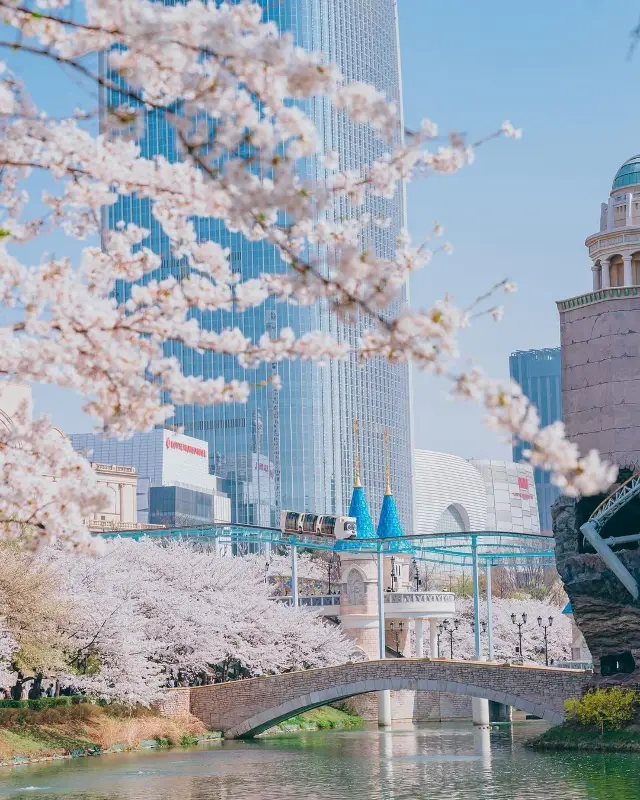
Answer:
[26, 0, 640, 461]
[402, 0, 640, 459]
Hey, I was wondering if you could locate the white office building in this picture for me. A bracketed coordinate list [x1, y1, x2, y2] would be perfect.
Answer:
[71, 430, 231, 525]
[414, 450, 540, 535]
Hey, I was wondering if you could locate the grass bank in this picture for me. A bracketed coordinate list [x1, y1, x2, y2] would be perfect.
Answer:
[0, 700, 216, 767]
[526, 724, 640, 753]
[264, 705, 364, 735]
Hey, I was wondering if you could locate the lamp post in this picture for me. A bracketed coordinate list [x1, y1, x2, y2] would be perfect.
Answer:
[390, 556, 398, 592]
[440, 618, 460, 659]
[389, 621, 404, 657]
[511, 612, 527, 660]
[411, 558, 421, 592]
[537, 615, 553, 666]
[472, 620, 487, 634]
[327, 556, 338, 595]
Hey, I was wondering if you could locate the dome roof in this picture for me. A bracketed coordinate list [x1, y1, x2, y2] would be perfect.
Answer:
[612, 155, 640, 190]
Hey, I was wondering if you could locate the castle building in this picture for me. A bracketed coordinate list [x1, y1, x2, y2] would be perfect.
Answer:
[559, 155, 640, 466]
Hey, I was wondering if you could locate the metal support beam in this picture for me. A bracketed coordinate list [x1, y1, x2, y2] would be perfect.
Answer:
[581, 521, 639, 600]
[485, 559, 494, 661]
[291, 542, 299, 608]
[471, 535, 481, 659]
[377, 547, 386, 659]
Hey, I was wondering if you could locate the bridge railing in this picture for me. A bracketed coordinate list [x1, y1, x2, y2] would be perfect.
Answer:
[385, 592, 454, 605]
[273, 591, 455, 615]
[551, 660, 593, 671]
[275, 595, 341, 609]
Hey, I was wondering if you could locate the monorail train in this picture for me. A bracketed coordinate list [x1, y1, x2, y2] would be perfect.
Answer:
[280, 511, 357, 540]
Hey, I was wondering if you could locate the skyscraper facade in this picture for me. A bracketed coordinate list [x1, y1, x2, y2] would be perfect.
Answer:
[106, 0, 413, 529]
[509, 348, 562, 532]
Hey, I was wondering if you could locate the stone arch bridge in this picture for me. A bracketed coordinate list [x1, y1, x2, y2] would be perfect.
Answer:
[160, 658, 589, 738]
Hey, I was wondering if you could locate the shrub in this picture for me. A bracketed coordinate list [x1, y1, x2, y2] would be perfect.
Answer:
[0, 695, 87, 710]
[565, 688, 640, 733]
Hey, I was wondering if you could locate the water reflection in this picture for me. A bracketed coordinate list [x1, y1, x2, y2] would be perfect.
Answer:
[0, 723, 637, 799]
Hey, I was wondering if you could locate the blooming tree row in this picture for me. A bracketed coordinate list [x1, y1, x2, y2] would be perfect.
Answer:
[0, 0, 618, 550]
[0, 539, 357, 705]
[421, 597, 574, 666]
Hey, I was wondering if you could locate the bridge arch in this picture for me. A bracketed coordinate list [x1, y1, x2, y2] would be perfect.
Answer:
[225, 676, 564, 738]
[177, 660, 587, 739]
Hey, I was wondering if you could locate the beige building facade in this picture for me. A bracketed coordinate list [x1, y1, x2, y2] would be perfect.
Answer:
[560, 155, 640, 466]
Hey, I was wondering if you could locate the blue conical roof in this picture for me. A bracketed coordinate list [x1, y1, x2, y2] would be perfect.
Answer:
[377, 492, 413, 553]
[348, 485, 376, 539]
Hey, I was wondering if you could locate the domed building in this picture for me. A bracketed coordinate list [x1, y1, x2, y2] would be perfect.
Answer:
[585, 155, 640, 289]
[558, 155, 640, 466]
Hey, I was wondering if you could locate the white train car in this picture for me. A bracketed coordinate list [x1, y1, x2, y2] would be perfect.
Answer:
[280, 511, 357, 540]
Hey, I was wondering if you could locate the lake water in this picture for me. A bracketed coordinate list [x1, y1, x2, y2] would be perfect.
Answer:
[0, 722, 637, 799]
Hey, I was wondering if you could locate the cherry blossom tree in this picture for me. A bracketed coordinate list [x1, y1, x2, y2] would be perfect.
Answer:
[422, 597, 574, 666]
[51, 538, 357, 703]
[0, 0, 618, 550]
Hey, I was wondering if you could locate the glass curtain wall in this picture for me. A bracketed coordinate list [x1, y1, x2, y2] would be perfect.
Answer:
[509, 348, 562, 532]
[106, 0, 413, 530]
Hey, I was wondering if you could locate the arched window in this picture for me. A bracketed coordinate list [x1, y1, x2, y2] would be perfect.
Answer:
[346, 568, 366, 605]
[434, 504, 468, 533]
[609, 255, 624, 287]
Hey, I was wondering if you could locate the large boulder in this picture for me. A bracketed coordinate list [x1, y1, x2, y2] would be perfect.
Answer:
[552, 492, 640, 684]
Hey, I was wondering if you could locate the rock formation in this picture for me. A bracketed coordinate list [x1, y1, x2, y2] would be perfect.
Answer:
[552, 490, 640, 684]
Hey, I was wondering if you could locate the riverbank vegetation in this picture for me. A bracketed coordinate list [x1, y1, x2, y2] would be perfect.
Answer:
[264, 706, 363, 735]
[528, 688, 640, 752]
[0, 699, 207, 764]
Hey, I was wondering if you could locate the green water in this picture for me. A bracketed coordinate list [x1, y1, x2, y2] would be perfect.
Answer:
[0, 722, 637, 799]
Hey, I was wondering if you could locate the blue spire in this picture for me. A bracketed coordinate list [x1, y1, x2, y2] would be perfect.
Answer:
[335, 420, 377, 551]
[376, 428, 413, 553]
[376, 491, 413, 553]
[349, 485, 376, 539]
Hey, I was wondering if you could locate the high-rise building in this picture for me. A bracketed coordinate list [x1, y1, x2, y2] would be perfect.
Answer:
[105, 0, 413, 529]
[509, 348, 562, 532]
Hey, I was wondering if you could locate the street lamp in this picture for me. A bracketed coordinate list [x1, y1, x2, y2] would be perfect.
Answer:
[537, 615, 553, 666]
[511, 612, 527, 660]
[327, 557, 339, 595]
[441, 618, 460, 659]
[472, 620, 487, 634]
[411, 558, 421, 592]
[389, 621, 404, 657]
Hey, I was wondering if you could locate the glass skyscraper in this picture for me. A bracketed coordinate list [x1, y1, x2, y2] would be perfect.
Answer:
[509, 348, 562, 532]
[106, 0, 413, 530]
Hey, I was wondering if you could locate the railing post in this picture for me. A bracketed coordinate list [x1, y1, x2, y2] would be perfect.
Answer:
[291, 541, 299, 608]
[486, 559, 494, 661]
[377, 543, 391, 727]
[377, 545, 385, 659]
[471, 535, 481, 659]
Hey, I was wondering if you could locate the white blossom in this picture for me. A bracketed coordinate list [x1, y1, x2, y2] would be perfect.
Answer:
[0, 0, 613, 548]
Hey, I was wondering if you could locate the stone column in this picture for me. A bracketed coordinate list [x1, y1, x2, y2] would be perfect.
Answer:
[624, 255, 633, 286]
[472, 697, 490, 726]
[429, 618, 438, 657]
[600, 258, 610, 289]
[118, 483, 125, 522]
[591, 263, 601, 291]
[415, 619, 424, 658]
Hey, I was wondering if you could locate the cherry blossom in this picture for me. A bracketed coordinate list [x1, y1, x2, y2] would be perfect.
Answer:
[0, 0, 617, 548]
[45, 539, 357, 704]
